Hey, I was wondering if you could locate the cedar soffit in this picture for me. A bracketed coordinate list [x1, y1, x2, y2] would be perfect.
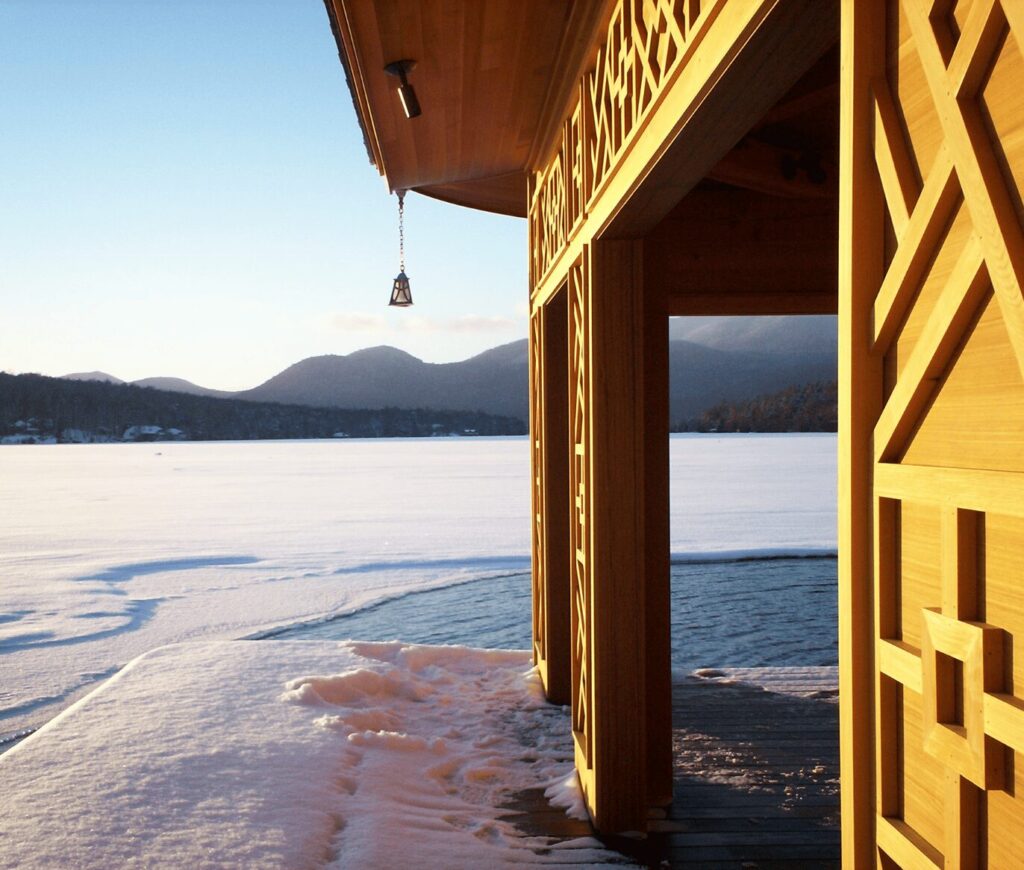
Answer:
[324, 0, 593, 217]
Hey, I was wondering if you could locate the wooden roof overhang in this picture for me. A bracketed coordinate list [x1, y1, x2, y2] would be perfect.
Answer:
[329, 0, 840, 316]
[323, 0, 608, 218]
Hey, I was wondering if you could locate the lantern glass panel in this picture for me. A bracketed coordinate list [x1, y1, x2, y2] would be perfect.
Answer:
[389, 272, 413, 307]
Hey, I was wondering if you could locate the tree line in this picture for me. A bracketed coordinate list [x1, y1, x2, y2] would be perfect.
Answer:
[672, 381, 837, 433]
[0, 373, 527, 442]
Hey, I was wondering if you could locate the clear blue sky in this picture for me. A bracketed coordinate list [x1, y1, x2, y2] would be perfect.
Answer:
[0, 0, 527, 390]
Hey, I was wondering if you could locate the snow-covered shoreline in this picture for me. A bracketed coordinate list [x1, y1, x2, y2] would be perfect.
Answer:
[0, 640, 627, 869]
[0, 638, 841, 868]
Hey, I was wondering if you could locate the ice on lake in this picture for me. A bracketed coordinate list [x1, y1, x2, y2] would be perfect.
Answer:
[0, 433, 835, 739]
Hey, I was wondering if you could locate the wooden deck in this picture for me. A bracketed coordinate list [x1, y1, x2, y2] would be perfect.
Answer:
[501, 668, 840, 868]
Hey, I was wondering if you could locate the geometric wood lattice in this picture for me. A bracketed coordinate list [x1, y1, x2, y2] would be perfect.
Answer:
[920, 607, 1004, 790]
[529, 292, 571, 707]
[529, 0, 722, 290]
[568, 255, 592, 769]
[530, 308, 546, 664]
[865, 1, 1024, 865]
[874, 502, 1024, 867]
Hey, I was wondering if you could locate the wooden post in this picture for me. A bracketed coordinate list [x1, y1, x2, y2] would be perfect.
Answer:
[839, 0, 883, 864]
[643, 281, 672, 809]
[530, 290, 571, 704]
[569, 238, 670, 831]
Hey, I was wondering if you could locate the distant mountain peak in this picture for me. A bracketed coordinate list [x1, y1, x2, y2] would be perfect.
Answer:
[132, 377, 231, 399]
[61, 371, 124, 384]
[346, 345, 423, 363]
[669, 315, 837, 355]
[465, 339, 529, 365]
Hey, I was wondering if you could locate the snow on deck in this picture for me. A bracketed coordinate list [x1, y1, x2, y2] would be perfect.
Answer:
[689, 665, 840, 698]
[0, 641, 627, 869]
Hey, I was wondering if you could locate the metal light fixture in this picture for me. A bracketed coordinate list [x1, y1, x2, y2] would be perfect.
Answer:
[383, 59, 421, 119]
[389, 191, 412, 307]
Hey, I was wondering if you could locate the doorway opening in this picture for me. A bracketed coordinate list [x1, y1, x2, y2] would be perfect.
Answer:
[636, 36, 843, 863]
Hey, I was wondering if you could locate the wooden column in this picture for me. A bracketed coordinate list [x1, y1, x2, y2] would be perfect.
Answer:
[569, 238, 670, 830]
[643, 278, 672, 809]
[838, 0, 883, 864]
[530, 290, 571, 704]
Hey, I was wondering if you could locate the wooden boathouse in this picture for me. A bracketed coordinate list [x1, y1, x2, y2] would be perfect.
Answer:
[326, 1, 1024, 864]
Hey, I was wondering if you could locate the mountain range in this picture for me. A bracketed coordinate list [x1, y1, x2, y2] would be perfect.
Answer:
[63, 315, 837, 427]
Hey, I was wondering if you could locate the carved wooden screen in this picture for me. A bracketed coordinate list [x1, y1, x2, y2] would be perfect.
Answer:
[530, 309, 547, 667]
[845, 1, 1024, 864]
[528, 0, 723, 297]
[530, 291, 571, 705]
[568, 255, 592, 772]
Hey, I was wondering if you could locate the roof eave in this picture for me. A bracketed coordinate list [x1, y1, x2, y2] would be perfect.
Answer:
[322, 0, 385, 177]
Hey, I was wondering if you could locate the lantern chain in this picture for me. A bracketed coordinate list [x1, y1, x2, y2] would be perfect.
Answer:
[398, 191, 405, 272]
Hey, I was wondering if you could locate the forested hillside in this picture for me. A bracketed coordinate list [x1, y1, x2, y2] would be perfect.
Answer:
[0, 373, 526, 443]
[676, 381, 837, 433]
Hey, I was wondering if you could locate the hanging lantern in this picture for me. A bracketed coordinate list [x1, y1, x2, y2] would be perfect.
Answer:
[390, 271, 412, 307]
[389, 191, 413, 307]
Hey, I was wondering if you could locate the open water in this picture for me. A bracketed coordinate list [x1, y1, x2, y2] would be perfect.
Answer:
[267, 555, 838, 669]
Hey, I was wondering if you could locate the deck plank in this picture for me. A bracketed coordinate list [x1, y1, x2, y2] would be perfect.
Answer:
[502, 668, 840, 868]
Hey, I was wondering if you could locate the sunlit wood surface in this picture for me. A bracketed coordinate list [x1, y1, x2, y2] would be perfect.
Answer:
[331, 0, 1024, 856]
[324, 0, 607, 215]
[842, 0, 1024, 864]
[527, 0, 839, 831]
[501, 671, 840, 868]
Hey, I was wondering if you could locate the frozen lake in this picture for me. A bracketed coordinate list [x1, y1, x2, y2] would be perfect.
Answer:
[0, 434, 836, 741]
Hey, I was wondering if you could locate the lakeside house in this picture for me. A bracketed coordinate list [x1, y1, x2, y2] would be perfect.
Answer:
[328, 0, 1024, 864]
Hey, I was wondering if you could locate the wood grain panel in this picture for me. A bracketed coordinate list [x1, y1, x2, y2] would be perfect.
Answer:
[899, 501, 942, 648]
[980, 19, 1024, 232]
[889, 199, 974, 381]
[645, 185, 838, 304]
[981, 512, 1024, 695]
[328, 0, 574, 214]
[986, 761, 1024, 869]
[900, 686, 948, 856]
[902, 291, 1024, 471]
[529, 0, 839, 306]
[887, 1, 944, 186]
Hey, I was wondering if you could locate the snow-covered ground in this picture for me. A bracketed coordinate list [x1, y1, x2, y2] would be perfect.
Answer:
[0, 641, 630, 869]
[0, 434, 836, 739]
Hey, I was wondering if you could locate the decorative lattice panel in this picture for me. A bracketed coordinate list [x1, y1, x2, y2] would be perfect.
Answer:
[862, 1, 1024, 865]
[529, 309, 546, 663]
[568, 256, 592, 768]
[529, 148, 567, 292]
[588, 0, 705, 203]
[528, 0, 721, 289]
